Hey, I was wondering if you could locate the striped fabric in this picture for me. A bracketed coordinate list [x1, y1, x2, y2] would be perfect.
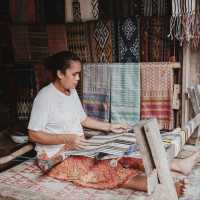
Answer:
[140, 62, 174, 130]
[47, 25, 68, 55]
[66, 23, 91, 63]
[83, 64, 110, 121]
[28, 25, 48, 62]
[110, 63, 140, 125]
[11, 25, 31, 62]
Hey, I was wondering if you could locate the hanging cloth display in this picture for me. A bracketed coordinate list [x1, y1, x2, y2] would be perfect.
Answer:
[65, 0, 99, 22]
[169, 0, 200, 48]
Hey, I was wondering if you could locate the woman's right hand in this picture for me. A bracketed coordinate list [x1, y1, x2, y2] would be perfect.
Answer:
[63, 134, 88, 150]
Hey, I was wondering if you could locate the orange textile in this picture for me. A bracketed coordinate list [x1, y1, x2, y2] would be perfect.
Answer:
[46, 156, 141, 189]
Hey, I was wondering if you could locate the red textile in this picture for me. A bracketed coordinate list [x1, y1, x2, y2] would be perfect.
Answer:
[47, 156, 141, 189]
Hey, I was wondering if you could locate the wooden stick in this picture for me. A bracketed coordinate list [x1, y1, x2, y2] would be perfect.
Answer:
[0, 144, 33, 165]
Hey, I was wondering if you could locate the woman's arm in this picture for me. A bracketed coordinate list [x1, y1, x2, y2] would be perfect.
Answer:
[28, 130, 88, 149]
[81, 117, 128, 133]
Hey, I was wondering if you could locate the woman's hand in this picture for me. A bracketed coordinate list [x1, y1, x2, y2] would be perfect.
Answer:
[63, 134, 88, 150]
[109, 123, 128, 133]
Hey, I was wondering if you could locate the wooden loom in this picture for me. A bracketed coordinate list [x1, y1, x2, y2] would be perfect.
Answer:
[133, 119, 178, 200]
[133, 113, 200, 200]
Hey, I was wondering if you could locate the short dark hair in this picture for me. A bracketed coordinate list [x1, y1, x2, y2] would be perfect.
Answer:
[44, 51, 81, 79]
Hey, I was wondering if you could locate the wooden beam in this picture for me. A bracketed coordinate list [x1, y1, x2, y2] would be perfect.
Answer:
[182, 46, 191, 126]
[144, 119, 178, 200]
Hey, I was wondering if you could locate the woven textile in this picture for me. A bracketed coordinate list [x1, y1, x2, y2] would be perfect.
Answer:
[169, 0, 200, 49]
[140, 17, 172, 62]
[0, 0, 9, 21]
[142, 0, 170, 16]
[140, 62, 174, 130]
[28, 25, 48, 62]
[11, 25, 31, 62]
[98, 0, 140, 19]
[10, 0, 36, 23]
[65, 0, 99, 22]
[0, 160, 149, 200]
[110, 63, 140, 125]
[89, 20, 114, 62]
[14, 64, 36, 120]
[66, 23, 91, 63]
[83, 64, 110, 121]
[117, 17, 139, 63]
[38, 0, 65, 23]
[47, 25, 67, 55]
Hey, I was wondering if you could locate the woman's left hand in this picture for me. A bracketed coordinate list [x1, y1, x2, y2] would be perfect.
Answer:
[109, 123, 128, 133]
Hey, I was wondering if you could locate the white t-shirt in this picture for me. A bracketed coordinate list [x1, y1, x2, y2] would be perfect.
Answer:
[28, 83, 87, 157]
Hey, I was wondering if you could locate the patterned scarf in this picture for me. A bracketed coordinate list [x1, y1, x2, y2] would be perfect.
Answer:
[140, 62, 174, 130]
[110, 63, 140, 125]
[116, 17, 140, 63]
[65, 0, 99, 22]
[83, 64, 110, 121]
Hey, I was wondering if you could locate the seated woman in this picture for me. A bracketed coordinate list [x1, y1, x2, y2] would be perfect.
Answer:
[28, 51, 199, 196]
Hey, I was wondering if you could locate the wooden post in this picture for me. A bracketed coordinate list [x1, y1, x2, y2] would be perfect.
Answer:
[133, 120, 158, 194]
[182, 46, 191, 126]
[143, 119, 178, 200]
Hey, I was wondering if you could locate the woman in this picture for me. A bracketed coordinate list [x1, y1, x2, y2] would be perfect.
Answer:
[28, 51, 199, 196]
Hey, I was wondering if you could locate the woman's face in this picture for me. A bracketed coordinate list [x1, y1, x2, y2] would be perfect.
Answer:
[59, 60, 81, 91]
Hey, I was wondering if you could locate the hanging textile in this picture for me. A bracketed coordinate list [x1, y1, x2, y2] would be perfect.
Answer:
[83, 64, 110, 121]
[65, 0, 99, 22]
[140, 17, 149, 62]
[10, 0, 36, 24]
[110, 63, 140, 125]
[98, 0, 140, 19]
[66, 23, 91, 63]
[33, 63, 53, 92]
[14, 64, 36, 120]
[140, 17, 172, 62]
[0, 24, 13, 64]
[47, 25, 68, 55]
[116, 17, 140, 63]
[169, 0, 200, 48]
[140, 62, 174, 130]
[142, 0, 170, 16]
[11, 25, 31, 62]
[28, 25, 48, 62]
[37, 0, 65, 23]
[0, 0, 10, 21]
[89, 20, 114, 63]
